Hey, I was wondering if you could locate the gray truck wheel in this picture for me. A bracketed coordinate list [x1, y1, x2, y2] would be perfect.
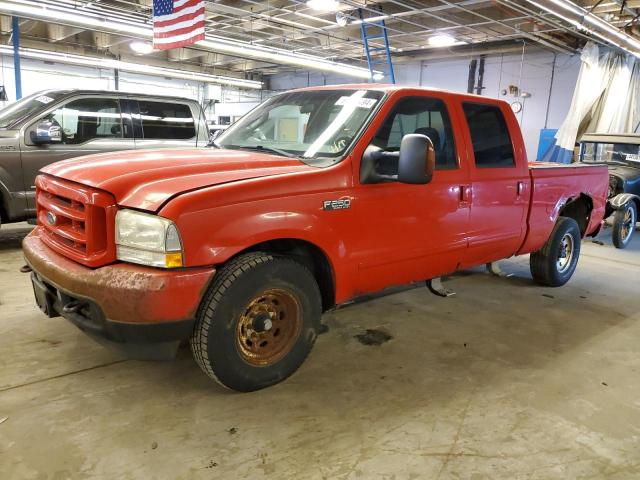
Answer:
[612, 202, 636, 249]
[530, 216, 581, 287]
[191, 252, 321, 392]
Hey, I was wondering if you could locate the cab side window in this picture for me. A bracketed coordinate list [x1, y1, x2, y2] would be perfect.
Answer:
[372, 96, 458, 170]
[462, 102, 515, 168]
[138, 101, 196, 140]
[46, 98, 122, 145]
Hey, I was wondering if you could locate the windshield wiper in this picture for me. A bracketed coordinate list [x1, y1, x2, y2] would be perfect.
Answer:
[234, 145, 298, 159]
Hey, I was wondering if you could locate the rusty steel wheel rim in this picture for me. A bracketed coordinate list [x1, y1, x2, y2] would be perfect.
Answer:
[621, 207, 635, 243]
[236, 289, 302, 366]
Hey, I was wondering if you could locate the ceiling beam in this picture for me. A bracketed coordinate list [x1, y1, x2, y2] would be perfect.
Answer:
[46, 24, 83, 43]
[523, 0, 640, 56]
[0, 0, 375, 79]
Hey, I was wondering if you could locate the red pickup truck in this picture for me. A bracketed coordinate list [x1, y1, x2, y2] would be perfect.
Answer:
[23, 85, 608, 391]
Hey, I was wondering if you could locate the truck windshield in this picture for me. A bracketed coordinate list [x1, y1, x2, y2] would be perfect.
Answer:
[0, 91, 64, 128]
[581, 141, 640, 166]
[216, 89, 384, 164]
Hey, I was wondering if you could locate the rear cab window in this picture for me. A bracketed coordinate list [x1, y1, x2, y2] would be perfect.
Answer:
[462, 102, 515, 168]
[138, 101, 196, 140]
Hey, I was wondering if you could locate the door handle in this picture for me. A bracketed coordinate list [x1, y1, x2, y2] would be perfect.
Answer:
[517, 181, 526, 197]
[460, 185, 472, 205]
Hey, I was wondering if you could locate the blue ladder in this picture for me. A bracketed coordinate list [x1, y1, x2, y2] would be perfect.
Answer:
[358, 7, 396, 84]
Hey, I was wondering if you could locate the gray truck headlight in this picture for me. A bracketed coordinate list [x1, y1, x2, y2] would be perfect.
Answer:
[115, 209, 183, 268]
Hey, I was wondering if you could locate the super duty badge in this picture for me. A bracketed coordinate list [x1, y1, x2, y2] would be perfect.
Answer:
[323, 198, 351, 211]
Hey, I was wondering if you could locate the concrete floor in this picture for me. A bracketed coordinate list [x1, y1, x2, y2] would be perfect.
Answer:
[1, 223, 639, 479]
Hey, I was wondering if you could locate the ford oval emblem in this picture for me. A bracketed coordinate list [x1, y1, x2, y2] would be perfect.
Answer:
[46, 211, 57, 226]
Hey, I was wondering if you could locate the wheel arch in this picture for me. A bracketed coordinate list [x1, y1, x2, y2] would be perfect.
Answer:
[0, 179, 11, 223]
[230, 238, 336, 312]
[610, 193, 640, 211]
[559, 193, 594, 236]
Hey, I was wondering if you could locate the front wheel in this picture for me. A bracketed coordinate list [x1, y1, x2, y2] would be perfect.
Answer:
[191, 252, 321, 392]
[612, 202, 637, 249]
[530, 216, 581, 287]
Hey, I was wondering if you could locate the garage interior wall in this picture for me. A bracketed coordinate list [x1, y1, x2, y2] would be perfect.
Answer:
[0, 54, 265, 118]
[0, 50, 582, 158]
[269, 50, 581, 160]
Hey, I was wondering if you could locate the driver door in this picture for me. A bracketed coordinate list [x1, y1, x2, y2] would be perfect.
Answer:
[352, 93, 471, 294]
[20, 96, 135, 212]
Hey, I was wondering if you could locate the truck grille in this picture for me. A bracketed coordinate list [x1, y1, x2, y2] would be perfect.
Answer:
[35, 175, 117, 267]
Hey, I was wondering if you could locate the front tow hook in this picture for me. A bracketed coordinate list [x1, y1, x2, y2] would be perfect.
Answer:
[62, 301, 86, 314]
[20, 265, 32, 273]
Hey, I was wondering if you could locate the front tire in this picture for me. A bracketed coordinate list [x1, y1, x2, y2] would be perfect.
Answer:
[191, 252, 321, 392]
[530, 216, 581, 287]
[612, 202, 637, 249]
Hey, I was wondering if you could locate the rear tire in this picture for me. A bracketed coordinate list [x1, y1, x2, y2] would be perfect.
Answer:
[191, 252, 321, 392]
[530, 216, 581, 287]
[612, 202, 636, 249]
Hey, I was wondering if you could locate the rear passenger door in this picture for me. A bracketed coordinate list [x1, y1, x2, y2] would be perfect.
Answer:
[460, 101, 529, 267]
[130, 100, 202, 149]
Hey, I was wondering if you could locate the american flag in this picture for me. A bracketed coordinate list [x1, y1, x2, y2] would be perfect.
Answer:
[153, 0, 206, 51]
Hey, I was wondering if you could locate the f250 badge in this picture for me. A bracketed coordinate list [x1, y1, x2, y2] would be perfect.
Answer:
[323, 198, 351, 211]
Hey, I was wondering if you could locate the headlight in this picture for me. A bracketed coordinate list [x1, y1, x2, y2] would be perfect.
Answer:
[115, 209, 184, 268]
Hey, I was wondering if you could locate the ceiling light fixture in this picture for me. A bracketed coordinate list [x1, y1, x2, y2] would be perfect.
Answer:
[129, 41, 154, 55]
[335, 11, 349, 27]
[0, 45, 263, 89]
[306, 0, 340, 12]
[351, 15, 389, 25]
[428, 34, 458, 47]
[0, 0, 377, 80]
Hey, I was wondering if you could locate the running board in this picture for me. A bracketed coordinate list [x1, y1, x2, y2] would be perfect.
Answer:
[426, 277, 455, 297]
[486, 262, 513, 278]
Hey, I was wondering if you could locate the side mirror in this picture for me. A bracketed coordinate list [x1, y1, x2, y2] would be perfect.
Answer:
[360, 145, 400, 184]
[30, 121, 62, 145]
[398, 133, 435, 185]
[210, 129, 223, 142]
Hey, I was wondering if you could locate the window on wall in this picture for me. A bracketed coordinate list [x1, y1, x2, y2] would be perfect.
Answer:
[46, 97, 122, 145]
[372, 96, 458, 170]
[462, 102, 515, 168]
[138, 101, 196, 140]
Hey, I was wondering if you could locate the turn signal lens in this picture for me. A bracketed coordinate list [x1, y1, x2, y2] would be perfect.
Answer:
[165, 252, 184, 268]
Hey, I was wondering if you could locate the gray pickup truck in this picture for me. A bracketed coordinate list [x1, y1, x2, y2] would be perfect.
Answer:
[0, 89, 209, 228]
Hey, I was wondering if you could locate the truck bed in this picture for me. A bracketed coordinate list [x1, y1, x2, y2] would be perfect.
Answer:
[518, 162, 609, 255]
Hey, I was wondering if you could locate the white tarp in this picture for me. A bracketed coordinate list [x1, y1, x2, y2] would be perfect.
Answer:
[542, 42, 640, 163]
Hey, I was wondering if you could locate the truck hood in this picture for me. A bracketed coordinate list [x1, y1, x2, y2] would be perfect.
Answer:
[41, 148, 316, 211]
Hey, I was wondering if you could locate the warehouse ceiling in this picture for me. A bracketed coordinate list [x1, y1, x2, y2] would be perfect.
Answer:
[1, 0, 639, 83]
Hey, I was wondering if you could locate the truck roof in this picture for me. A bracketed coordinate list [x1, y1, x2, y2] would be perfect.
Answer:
[287, 83, 503, 103]
[34, 89, 199, 103]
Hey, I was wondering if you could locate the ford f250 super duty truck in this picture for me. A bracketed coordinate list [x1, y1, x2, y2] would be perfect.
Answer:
[22, 86, 609, 392]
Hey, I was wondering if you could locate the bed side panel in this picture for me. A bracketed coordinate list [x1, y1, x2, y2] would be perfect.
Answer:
[517, 164, 608, 255]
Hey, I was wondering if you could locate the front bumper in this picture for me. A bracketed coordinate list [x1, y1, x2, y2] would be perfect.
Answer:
[23, 228, 215, 359]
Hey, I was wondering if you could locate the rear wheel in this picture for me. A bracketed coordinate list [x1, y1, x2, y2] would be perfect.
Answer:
[612, 202, 637, 249]
[191, 252, 321, 392]
[530, 216, 581, 287]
